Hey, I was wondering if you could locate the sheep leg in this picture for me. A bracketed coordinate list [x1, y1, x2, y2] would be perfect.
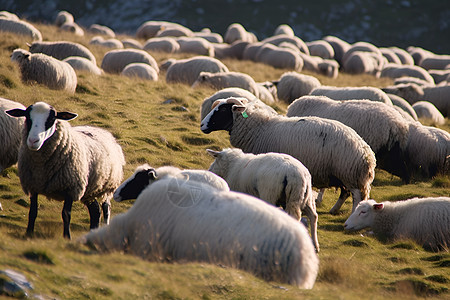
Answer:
[101, 199, 111, 225]
[26, 193, 38, 237]
[315, 188, 325, 206]
[303, 205, 320, 253]
[62, 196, 73, 239]
[350, 189, 362, 213]
[329, 187, 351, 215]
[87, 200, 101, 229]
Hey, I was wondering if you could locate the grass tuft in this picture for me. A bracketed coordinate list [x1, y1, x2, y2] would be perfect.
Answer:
[23, 249, 54, 265]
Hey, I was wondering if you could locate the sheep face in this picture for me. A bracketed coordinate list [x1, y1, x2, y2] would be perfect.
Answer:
[200, 98, 247, 134]
[10, 49, 30, 63]
[113, 164, 157, 201]
[344, 199, 381, 231]
[5, 102, 77, 151]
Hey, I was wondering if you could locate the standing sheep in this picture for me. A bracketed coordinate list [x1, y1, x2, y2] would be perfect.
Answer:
[274, 24, 295, 37]
[310, 86, 393, 105]
[192, 71, 259, 96]
[389, 47, 414, 65]
[83, 176, 319, 288]
[101, 49, 159, 74]
[5, 102, 125, 239]
[29, 41, 97, 65]
[387, 93, 418, 121]
[275, 71, 321, 104]
[261, 34, 310, 55]
[207, 148, 319, 252]
[11, 48, 77, 94]
[0, 18, 42, 42]
[90, 36, 124, 49]
[344, 197, 450, 251]
[201, 97, 376, 214]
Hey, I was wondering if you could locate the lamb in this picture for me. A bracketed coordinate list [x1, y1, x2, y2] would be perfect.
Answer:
[143, 37, 180, 53]
[0, 98, 25, 174]
[62, 56, 103, 75]
[54, 11, 74, 27]
[275, 71, 321, 104]
[286, 96, 412, 182]
[5, 102, 125, 239]
[412, 101, 445, 126]
[344, 197, 450, 251]
[380, 63, 435, 85]
[310, 86, 393, 105]
[175, 36, 214, 56]
[29, 41, 97, 65]
[306, 40, 335, 60]
[101, 49, 159, 74]
[11, 48, 77, 94]
[88, 24, 116, 38]
[274, 24, 295, 37]
[113, 164, 229, 202]
[121, 63, 158, 81]
[83, 176, 319, 288]
[90, 36, 123, 49]
[207, 148, 319, 252]
[201, 97, 376, 214]
[164, 56, 229, 86]
[192, 71, 259, 96]
[0, 18, 42, 42]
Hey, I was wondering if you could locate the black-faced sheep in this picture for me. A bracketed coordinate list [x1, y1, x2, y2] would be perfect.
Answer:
[6, 102, 125, 239]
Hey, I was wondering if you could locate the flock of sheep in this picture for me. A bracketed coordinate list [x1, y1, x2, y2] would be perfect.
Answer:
[0, 9, 449, 289]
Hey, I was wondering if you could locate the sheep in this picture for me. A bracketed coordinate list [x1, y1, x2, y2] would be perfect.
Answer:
[88, 24, 116, 38]
[11, 48, 77, 94]
[143, 37, 179, 53]
[121, 38, 143, 49]
[261, 34, 310, 55]
[386, 93, 418, 121]
[0, 98, 25, 174]
[165, 56, 229, 86]
[428, 69, 450, 84]
[54, 11, 74, 27]
[207, 148, 319, 252]
[175, 36, 214, 56]
[0, 11, 19, 21]
[242, 42, 265, 61]
[286, 96, 412, 182]
[274, 24, 295, 37]
[275, 71, 321, 104]
[60, 22, 84, 36]
[389, 47, 414, 65]
[342, 51, 382, 76]
[310, 86, 393, 105]
[213, 41, 250, 60]
[62, 56, 103, 75]
[380, 47, 402, 65]
[121, 63, 158, 81]
[101, 49, 159, 74]
[201, 97, 376, 214]
[0, 18, 42, 42]
[306, 40, 335, 60]
[407, 46, 435, 65]
[344, 197, 450, 251]
[136, 21, 189, 40]
[380, 63, 435, 85]
[254, 43, 303, 71]
[156, 26, 194, 38]
[5, 102, 125, 239]
[412, 101, 445, 125]
[419, 55, 450, 70]
[89, 36, 123, 49]
[255, 81, 277, 105]
[83, 176, 319, 288]
[393, 76, 434, 87]
[322, 35, 351, 65]
[193, 31, 223, 43]
[224, 23, 256, 44]
[318, 59, 339, 78]
[113, 164, 229, 202]
[192, 71, 259, 96]
[29, 41, 97, 65]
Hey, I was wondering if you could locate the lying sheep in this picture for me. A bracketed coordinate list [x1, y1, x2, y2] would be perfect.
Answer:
[224, 23, 256, 44]
[89, 36, 123, 49]
[60, 22, 84, 36]
[380, 63, 435, 85]
[165, 56, 229, 86]
[193, 31, 223, 43]
[63, 56, 103, 75]
[121, 38, 143, 49]
[6, 102, 125, 239]
[412, 101, 445, 125]
[274, 24, 295, 37]
[275, 71, 321, 104]
[261, 34, 309, 55]
[121, 63, 158, 81]
[0, 18, 42, 42]
[213, 41, 249, 60]
[11, 48, 77, 94]
[88, 24, 116, 38]
[419, 54, 450, 70]
[83, 176, 319, 288]
[306, 40, 335, 60]
[342, 51, 382, 76]
[143, 37, 180, 53]
[207, 148, 319, 252]
[29, 41, 97, 65]
[54, 11, 74, 27]
[310, 86, 392, 105]
[113, 164, 229, 202]
[175, 36, 214, 56]
[255, 43, 303, 71]
[201, 97, 376, 214]
[192, 71, 259, 96]
[344, 197, 450, 251]
[101, 49, 159, 74]
[323, 35, 351, 65]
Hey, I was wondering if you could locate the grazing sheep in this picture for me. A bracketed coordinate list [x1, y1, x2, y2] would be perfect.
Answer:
[207, 148, 319, 252]
[213, 40, 249, 60]
[386, 93, 418, 121]
[201, 97, 376, 214]
[255, 43, 303, 71]
[323, 35, 351, 65]
[143, 37, 180, 53]
[11, 48, 77, 93]
[121, 63, 158, 81]
[412, 101, 445, 125]
[63, 56, 103, 75]
[342, 51, 382, 76]
[192, 71, 259, 96]
[380, 63, 435, 85]
[29, 41, 97, 65]
[83, 176, 319, 288]
[113, 164, 229, 202]
[275, 71, 321, 104]
[274, 24, 295, 37]
[310, 86, 392, 105]
[5, 102, 125, 239]
[0, 18, 42, 42]
[261, 34, 309, 55]
[0, 98, 25, 173]
[60, 22, 84, 36]
[54, 11, 74, 27]
[121, 38, 143, 49]
[306, 40, 335, 60]
[101, 49, 159, 74]
[175, 36, 214, 56]
[255, 81, 277, 104]
[286, 96, 412, 181]
[88, 24, 116, 38]
[89, 36, 123, 49]
[344, 197, 450, 251]
[393, 76, 434, 87]
[224, 23, 256, 44]
[165, 56, 229, 86]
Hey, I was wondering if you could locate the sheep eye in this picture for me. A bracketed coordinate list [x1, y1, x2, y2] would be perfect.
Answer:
[359, 211, 366, 215]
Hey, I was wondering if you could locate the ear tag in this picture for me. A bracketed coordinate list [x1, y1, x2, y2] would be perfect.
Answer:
[242, 111, 248, 118]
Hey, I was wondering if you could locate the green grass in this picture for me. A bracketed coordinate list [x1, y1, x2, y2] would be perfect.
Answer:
[0, 21, 449, 299]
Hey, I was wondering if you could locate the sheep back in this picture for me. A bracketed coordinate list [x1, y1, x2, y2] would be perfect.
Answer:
[0, 18, 42, 42]
[29, 41, 97, 65]
[101, 49, 159, 74]
[0, 98, 25, 172]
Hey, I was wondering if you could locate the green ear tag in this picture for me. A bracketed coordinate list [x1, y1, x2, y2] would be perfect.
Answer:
[242, 111, 248, 118]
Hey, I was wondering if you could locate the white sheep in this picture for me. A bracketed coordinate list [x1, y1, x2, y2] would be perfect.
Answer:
[322, 35, 351, 65]
[0, 18, 42, 42]
[54, 11, 74, 27]
[120, 63, 158, 81]
[101, 49, 159, 74]
[207, 148, 319, 252]
[306, 40, 335, 60]
[88, 24, 116, 38]
[254, 43, 303, 71]
[89, 36, 123, 49]
[419, 54, 450, 70]
[386, 93, 418, 121]
[60, 22, 84, 36]
[192, 71, 259, 96]
[175, 36, 214, 56]
[193, 31, 223, 43]
[412, 101, 445, 126]
[136, 21, 188, 39]
[5, 102, 125, 239]
[83, 176, 319, 288]
[407, 46, 435, 65]
[164, 56, 229, 86]
[273, 24, 295, 37]
[0, 11, 19, 21]
[201, 97, 376, 214]
[342, 51, 382, 76]
[11, 48, 77, 94]
[255, 81, 277, 104]
[113, 164, 229, 202]
[121, 38, 143, 49]
[213, 41, 250, 60]
[344, 197, 450, 251]
[143, 37, 180, 53]
[380, 63, 435, 85]
[380, 47, 402, 65]
[29, 41, 97, 65]
[428, 69, 450, 85]
[389, 47, 414, 65]
[224, 23, 256, 44]
[393, 76, 434, 87]
[310, 85, 393, 105]
[156, 26, 193, 38]
[261, 34, 310, 55]
[275, 71, 321, 104]
[62, 56, 103, 75]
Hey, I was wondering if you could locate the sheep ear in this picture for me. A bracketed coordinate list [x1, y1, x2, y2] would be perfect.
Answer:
[56, 111, 78, 120]
[206, 149, 220, 157]
[5, 108, 26, 117]
[148, 170, 157, 180]
[26, 42, 31, 48]
[232, 105, 246, 114]
[373, 203, 384, 210]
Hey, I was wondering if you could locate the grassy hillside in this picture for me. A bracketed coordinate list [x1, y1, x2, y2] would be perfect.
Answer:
[0, 22, 449, 299]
